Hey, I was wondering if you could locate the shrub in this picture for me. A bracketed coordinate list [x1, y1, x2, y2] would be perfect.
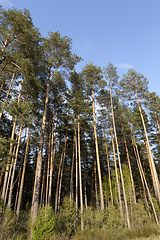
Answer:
[0, 199, 18, 240]
[55, 196, 76, 237]
[31, 205, 55, 240]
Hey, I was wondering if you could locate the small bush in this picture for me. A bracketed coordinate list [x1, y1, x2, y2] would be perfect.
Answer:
[131, 201, 150, 227]
[55, 196, 76, 237]
[83, 206, 107, 230]
[0, 201, 18, 240]
[31, 205, 55, 240]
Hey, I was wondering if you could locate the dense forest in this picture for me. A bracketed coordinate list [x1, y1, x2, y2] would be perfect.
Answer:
[1, 7, 160, 240]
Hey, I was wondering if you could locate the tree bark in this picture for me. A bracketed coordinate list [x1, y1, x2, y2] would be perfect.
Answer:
[16, 129, 31, 216]
[14, 129, 27, 212]
[104, 133, 113, 205]
[109, 79, 130, 229]
[40, 134, 49, 206]
[130, 127, 159, 225]
[45, 132, 51, 206]
[70, 132, 75, 202]
[78, 114, 84, 230]
[92, 89, 104, 210]
[31, 70, 50, 223]
[135, 90, 160, 204]
[48, 107, 56, 205]
[57, 133, 68, 213]
[121, 120, 136, 203]
[8, 122, 23, 207]
[107, 105, 123, 215]
[2, 78, 24, 202]
[94, 157, 99, 211]
[75, 119, 78, 227]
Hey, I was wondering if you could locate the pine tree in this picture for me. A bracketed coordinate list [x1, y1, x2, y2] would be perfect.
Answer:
[82, 63, 105, 210]
[120, 70, 160, 204]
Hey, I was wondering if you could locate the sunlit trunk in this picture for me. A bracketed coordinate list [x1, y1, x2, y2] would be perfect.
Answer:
[109, 79, 130, 228]
[107, 106, 123, 215]
[78, 113, 84, 230]
[92, 89, 104, 210]
[16, 129, 31, 216]
[121, 120, 136, 203]
[104, 133, 113, 205]
[31, 71, 50, 223]
[2, 78, 24, 202]
[135, 90, 160, 204]
[8, 122, 23, 207]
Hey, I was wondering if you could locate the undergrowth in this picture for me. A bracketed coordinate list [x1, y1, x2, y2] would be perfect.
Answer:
[0, 196, 160, 240]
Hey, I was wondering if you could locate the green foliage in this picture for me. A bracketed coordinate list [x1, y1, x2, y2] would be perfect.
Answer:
[131, 201, 149, 227]
[31, 197, 76, 239]
[31, 205, 55, 240]
[0, 198, 18, 240]
[73, 222, 159, 240]
[55, 196, 76, 237]
[106, 205, 123, 228]
[83, 207, 107, 230]
[0, 137, 17, 174]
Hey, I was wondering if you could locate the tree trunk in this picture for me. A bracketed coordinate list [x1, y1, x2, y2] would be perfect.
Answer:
[48, 107, 56, 205]
[14, 129, 27, 212]
[94, 157, 99, 211]
[92, 89, 104, 210]
[70, 132, 75, 202]
[31, 71, 50, 223]
[2, 78, 24, 202]
[45, 132, 51, 206]
[84, 159, 88, 209]
[104, 133, 113, 205]
[130, 127, 159, 225]
[135, 90, 160, 204]
[121, 120, 136, 203]
[57, 133, 68, 213]
[107, 105, 123, 215]
[40, 134, 49, 206]
[4, 127, 20, 205]
[75, 119, 78, 227]
[55, 134, 67, 213]
[109, 79, 130, 229]
[78, 113, 84, 230]
[132, 140, 151, 218]
[8, 122, 23, 207]
[16, 129, 31, 216]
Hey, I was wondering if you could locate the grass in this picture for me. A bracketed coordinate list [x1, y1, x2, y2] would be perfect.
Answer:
[72, 222, 160, 240]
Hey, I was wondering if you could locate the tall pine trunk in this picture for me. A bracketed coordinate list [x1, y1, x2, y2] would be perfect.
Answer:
[2, 78, 24, 202]
[16, 129, 31, 216]
[70, 132, 75, 202]
[31, 71, 50, 223]
[109, 79, 130, 229]
[57, 133, 68, 213]
[8, 122, 23, 207]
[92, 89, 104, 210]
[135, 90, 160, 204]
[121, 120, 136, 203]
[104, 134, 113, 205]
[130, 127, 159, 225]
[78, 114, 84, 230]
[107, 105, 123, 215]
[48, 108, 56, 205]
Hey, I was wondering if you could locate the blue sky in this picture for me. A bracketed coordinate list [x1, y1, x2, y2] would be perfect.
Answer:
[1, 0, 160, 95]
